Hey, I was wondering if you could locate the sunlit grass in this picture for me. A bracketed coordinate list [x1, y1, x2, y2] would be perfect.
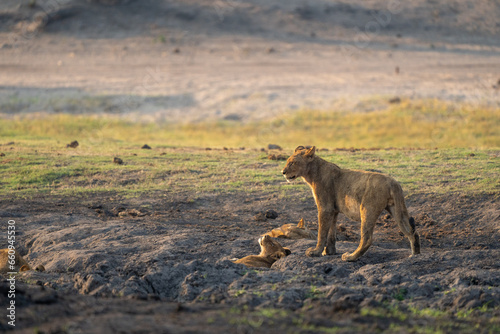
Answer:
[1, 99, 498, 149]
[0, 139, 497, 200]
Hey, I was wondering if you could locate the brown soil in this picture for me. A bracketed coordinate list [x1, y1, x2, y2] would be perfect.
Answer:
[1, 189, 499, 332]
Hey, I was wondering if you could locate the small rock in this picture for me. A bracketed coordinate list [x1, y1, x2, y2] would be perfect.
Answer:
[468, 153, 475, 157]
[141, 144, 151, 149]
[389, 97, 401, 104]
[268, 144, 282, 150]
[265, 209, 279, 219]
[254, 212, 267, 222]
[267, 47, 275, 53]
[223, 113, 242, 121]
[66, 140, 79, 148]
[35, 265, 45, 272]
[113, 157, 123, 165]
[0, 153, 5, 157]
[173, 48, 180, 54]
[395, 66, 400, 74]
[268, 154, 287, 161]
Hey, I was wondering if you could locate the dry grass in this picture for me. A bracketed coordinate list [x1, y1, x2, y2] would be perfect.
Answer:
[1, 99, 498, 149]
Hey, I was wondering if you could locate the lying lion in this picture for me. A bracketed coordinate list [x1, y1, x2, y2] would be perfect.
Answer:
[234, 235, 291, 268]
[0, 249, 45, 274]
[263, 218, 316, 239]
[0, 249, 31, 273]
[282, 146, 420, 262]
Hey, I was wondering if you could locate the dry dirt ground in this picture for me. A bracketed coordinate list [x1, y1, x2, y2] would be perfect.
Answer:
[1, 0, 500, 332]
[1, 190, 499, 332]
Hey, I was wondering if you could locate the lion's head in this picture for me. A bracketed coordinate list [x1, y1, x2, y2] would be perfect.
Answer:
[281, 146, 316, 182]
[258, 235, 291, 260]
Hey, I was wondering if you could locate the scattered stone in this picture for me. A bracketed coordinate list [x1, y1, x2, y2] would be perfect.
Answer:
[468, 153, 475, 157]
[66, 140, 79, 148]
[389, 97, 401, 104]
[268, 144, 282, 150]
[267, 47, 275, 53]
[265, 209, 279, 219]
[254, 212, 267, 222]
[173, 48, 180, 54]
[141, 144, 152, 149]
[223, 114, 242, 121]
[268, 154, 287, 161]
[36, 265, 46, 272]
[395, 66, 400, 74]
[113, 157, 123, 164]
[205, 148, 212, 151]
[0, 153, 5, 157]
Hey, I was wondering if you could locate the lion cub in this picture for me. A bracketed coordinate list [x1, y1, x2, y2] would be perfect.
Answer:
[264, 218, 316, 240]
[234, 235, 291, 268]
[0, 249, 31, 274]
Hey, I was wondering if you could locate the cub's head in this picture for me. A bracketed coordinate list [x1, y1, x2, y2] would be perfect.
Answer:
[281, 146, 316, 182]
[258, 235, 291, 260]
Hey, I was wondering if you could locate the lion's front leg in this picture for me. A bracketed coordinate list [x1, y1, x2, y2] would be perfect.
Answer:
[306, 210, 334, 257]
[322, 212, 338, 256]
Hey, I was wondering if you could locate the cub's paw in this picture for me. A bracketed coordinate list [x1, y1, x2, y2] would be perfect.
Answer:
[306, 247, 322, 257]
[341, 252, 357, 262]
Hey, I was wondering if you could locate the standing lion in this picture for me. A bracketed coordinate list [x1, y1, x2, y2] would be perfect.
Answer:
[281, 146, 420, 261]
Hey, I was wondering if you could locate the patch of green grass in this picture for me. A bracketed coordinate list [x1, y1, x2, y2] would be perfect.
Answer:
[393, 288, 408, 301]
[233, 289, 246, 297]
[0, 140, 498, 201]
[305, 285, 324, 299]
[409, 306, 447, 318]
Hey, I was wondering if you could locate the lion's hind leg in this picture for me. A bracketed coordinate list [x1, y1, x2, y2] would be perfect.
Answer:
[341, 206, 377, 262]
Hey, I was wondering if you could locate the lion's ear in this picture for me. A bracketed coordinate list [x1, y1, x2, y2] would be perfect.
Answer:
[295, 146, 306, 152]
[304, 146, 316, 158]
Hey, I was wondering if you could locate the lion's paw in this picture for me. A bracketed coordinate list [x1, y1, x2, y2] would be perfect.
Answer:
[341, 252, 357, 262]
[322, 246, 336, 256]
[306, 247, 322, 257]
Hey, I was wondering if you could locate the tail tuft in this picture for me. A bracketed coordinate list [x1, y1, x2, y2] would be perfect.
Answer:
[409, 217, 416, 233]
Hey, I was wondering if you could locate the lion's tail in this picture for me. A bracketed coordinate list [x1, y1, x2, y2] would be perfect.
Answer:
[389, 183, 420, 255]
